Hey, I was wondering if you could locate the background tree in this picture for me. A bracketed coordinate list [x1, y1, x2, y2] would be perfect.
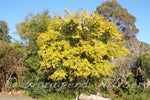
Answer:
[0, 20, 12, 42]
[16, 10, 51, 75]
[125, 38, 150, 56]
[15, 10, 52, 98]
[96, 0, 139, 39]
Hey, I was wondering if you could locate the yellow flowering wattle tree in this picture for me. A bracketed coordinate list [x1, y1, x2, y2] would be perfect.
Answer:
[36, 10, 129, 94]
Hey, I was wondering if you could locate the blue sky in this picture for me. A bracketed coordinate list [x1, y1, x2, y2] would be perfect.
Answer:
[0, 0, 150, 44]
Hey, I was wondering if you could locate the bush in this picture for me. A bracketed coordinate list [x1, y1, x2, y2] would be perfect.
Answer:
[111, 93, 150, 100]
[41, 93, 75, 100]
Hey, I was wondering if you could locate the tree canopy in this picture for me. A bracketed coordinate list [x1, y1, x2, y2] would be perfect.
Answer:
[96, 0, 139, 39]
[16, 10, 51, 72]
[37, 10, 129, 83]
[0, 21, 11, 42]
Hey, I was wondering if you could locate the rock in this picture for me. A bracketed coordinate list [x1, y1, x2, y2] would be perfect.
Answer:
[79, 94, 110, 100]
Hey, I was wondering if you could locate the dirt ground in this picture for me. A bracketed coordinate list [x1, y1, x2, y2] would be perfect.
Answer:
[0, 91, 35, 100]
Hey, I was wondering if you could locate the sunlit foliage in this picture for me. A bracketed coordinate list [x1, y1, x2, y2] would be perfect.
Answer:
[37, 10, 129, 83]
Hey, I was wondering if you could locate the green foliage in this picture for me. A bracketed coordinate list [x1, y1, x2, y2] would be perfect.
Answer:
[15, 10, 52, 98]
[111, 93, 150, 100]
[96, 0, 139, 39]
[15, 10, 51, 76]
[41, 93, 75, 100]
[135, 53, 150, 80]
[99, 72, 145, 99]
[0, 21, 12, 42]
[16, 10, 51, 40]
[8, 82, 24, 90]
[25, 81, 51, 99]
[16, 10, 52, 73]
[11, 41, 28, 60]
[22, 56, 49, 98]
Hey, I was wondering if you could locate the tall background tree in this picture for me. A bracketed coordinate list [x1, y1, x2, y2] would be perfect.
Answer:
[96, 0, 139, 39]
[0, 21, 12, 42]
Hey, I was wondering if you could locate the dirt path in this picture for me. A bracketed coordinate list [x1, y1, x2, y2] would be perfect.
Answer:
[0, 97, 31, 100]
[0, 91, 34, 100]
